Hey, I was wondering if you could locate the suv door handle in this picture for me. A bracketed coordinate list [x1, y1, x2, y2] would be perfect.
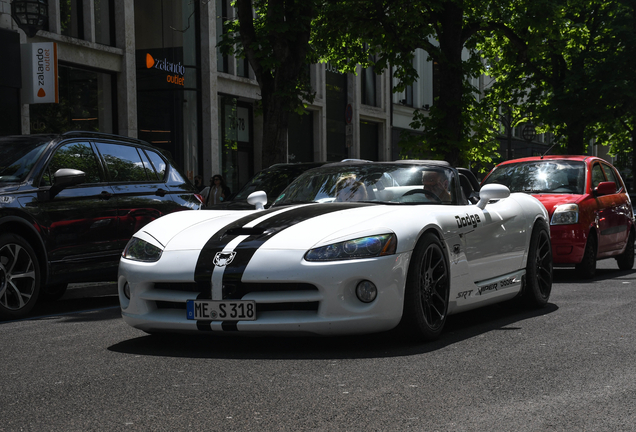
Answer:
[100, 191, 112, 200]
[155, 188, 167, 197]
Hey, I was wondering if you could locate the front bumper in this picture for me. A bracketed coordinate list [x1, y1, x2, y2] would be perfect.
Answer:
[119, 249, 411, 336]
[549, 224, 587, 265]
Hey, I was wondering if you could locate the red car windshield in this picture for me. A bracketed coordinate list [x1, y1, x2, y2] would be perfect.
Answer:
[484, 160, 586, 194]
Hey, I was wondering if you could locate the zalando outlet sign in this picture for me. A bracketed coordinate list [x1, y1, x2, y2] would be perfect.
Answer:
[146, 53, 185, 86]
[20, 42, 58, 104]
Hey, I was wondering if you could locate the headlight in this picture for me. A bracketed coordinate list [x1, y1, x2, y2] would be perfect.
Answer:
[122, 237, 163, 262]
[305, 234, 397, 261]
[551, 204, 579, 225]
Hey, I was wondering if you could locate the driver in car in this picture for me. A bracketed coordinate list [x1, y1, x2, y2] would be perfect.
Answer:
[422, 170, 451, 203]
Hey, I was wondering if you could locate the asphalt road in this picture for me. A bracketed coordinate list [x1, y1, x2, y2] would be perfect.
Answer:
[2, 260, 636, 432]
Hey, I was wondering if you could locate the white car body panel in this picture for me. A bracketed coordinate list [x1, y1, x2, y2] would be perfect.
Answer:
[119, 184, 548, 336]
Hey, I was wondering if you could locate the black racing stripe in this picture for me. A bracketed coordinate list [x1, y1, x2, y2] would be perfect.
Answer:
[194, 207, 284, 284]
[193, 207, 283, 329]
[222, 203, 372, 300]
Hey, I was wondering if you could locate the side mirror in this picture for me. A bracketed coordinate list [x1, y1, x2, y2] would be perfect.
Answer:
[54, 168, 86, 189]
[247, 190, 267, 210]
[594, 181, 616, 197]
[477, 184, 510, 209]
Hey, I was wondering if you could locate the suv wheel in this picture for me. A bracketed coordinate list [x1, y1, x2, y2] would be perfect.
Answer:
[0, 234, 41, 320]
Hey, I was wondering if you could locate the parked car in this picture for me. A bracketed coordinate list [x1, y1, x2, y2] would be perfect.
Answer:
[213, 162, 329, 210]
[0, 131, 202, 320]
[482, 155, 635, 278]
[119, 159, 552, 340]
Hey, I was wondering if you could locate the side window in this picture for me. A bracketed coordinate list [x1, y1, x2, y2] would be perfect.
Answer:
[96, 142, 148, 182]
[144, 150, 167, 181]
[591, 164, 606, 188]
[138, 150, 160, 181]
[601, 164, 619, 192]
[41, 142, 102, 186]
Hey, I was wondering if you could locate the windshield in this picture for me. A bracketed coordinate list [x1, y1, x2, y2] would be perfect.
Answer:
[274, 163, 458, 206]
[483, 160, 586, 194]
[0, 136, 50, 183]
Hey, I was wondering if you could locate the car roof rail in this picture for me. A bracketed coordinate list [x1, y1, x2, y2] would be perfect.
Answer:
[60, 131, 149, 146]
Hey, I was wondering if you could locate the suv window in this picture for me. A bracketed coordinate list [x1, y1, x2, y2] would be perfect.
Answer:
[144, 150, 167, 180]
[41, 141, 102, 186]
[96, 142, 148, 182]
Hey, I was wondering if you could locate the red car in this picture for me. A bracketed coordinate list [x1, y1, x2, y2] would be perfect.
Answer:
[482, 155, 635, 278]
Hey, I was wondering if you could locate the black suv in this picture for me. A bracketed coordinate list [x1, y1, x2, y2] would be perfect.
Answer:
[0, 132, 202, 319]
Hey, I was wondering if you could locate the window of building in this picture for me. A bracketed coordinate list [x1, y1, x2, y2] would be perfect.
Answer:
[29, 64, 115, 134]
[326, 65, 348, 161]
[60, 0, 84, 39]
[360, 120, 379, 161]
[432, 61, 440, 103]
[216, 0, 229, 73]
[95, 0, 115, 46]
[237, 57, 249, 78]
[361, 59, 376, 106]
[288, 111, 314, 162]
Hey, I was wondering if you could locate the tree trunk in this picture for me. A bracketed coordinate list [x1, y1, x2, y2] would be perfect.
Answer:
[260, 90, 291, 168]
[565, 122, 586, 155]
[435, 3, 464, 167]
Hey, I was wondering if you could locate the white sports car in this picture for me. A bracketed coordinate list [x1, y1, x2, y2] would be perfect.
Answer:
[118, 160, 553, 340]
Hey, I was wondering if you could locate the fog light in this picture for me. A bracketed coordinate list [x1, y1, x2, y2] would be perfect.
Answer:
[356, 280, 377, 303]
[123, 282, 131, 299]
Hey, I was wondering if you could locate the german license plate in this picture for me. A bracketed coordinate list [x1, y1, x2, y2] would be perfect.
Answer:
[186, 300, 256, 321]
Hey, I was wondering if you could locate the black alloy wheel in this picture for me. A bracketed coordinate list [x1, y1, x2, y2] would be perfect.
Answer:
[401, 233, 450, 341]
[522, 223, 552, 307]
[616, 230, 635, 271]
[0, 234, 41, 320]
[576, 233, 597, 279]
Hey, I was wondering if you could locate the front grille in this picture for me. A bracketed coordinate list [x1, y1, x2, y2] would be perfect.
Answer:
[153, 282, 318, 295]
[154, 300, 319, 312]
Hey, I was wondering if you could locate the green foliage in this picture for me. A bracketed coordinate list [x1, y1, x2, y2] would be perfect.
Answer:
[478, 0, 635, 155]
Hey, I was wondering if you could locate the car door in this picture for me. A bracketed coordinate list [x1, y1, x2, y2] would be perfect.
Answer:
[94, 141, 183, 252]
[591, 162, 617, 254]
[36, 140, 120, 279]
[599, 163, 631, 254]
[458, 197, 528, 284]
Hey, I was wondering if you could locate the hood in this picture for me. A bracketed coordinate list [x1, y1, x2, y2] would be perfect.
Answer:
[150, 203, 396, 252]
[531, 193, 585, 217]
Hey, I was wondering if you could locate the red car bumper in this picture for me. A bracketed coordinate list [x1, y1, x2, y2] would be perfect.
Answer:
[549, 224, 587, 265]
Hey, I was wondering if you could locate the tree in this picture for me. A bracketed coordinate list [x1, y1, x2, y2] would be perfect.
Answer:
[479, 0, 633, 155]
[219, 0, 319, 168]
[313, 0, 509, 167]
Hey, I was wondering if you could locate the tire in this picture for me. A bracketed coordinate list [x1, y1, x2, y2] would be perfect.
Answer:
[616, 230, 635, 271]
[400, 233, 450, 341]
[0, 234, 41, 320]
[39, 282, 68, 303]
[575, 233, 597, 279]
[522, 222, 553, 307]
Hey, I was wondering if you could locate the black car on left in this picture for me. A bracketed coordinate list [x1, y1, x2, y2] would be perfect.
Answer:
[0, 131, 202, 320]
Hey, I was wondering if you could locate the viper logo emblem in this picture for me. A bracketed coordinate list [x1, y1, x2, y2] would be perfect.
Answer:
[213, 251, 236, 267]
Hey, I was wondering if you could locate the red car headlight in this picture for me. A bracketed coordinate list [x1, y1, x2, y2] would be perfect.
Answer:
[551, 204, 579, 225]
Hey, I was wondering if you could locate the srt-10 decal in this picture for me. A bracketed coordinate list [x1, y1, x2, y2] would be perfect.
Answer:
[455, 213, 481, 229]
[456, 276, 520, 299]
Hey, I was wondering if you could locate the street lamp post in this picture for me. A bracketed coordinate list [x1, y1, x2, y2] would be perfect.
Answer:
[11, 0, 48, 38]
